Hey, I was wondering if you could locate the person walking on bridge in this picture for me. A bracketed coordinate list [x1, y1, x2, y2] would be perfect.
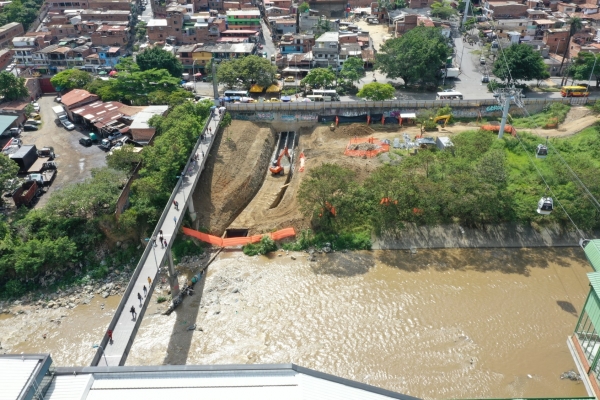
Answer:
[173, 200, 179, 210]
[143, 285, 147, 297]
[130, 305, 137, 320]
[137, 292, 142, 306]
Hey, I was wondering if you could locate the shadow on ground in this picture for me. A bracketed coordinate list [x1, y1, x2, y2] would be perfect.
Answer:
[311, 252, 375, 277]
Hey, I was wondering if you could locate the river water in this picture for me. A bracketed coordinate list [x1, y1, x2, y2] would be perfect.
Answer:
[0, 248, 591, 399]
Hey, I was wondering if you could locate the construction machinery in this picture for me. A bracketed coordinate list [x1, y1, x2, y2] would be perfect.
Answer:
[433, 115, 452, 127]
[269, 131, 296, 176]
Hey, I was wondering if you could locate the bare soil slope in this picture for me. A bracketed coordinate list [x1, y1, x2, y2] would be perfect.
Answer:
[192, 120, 275, 235]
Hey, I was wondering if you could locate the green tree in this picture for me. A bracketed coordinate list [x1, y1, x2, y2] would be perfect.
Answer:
[559, 17, 583, 82]
[51, 69, 93, 91]
[135, 21, 147, 41]
[301, 67, 336, 89]
[357, 82, 395, 100]
[430, 0, 457, 19]
[237, 55, 278, 88]
[23, 103, 34, 116]
[395, 0, 407, 8]
[106, 144, 142, 172]
[214, 59, 239, 88]
[298, 1, 309, 12]
[571, 52, 600, 87]
[0, 154, 19, 202]
[115, 56, 140, 73]
[136, 47, 183, 78]
[340, 56, 364, 85]
[492, 44, 549, 83]
[376, 26, 451, 86]
[297, 163, 354, 226]
[0, 71, 28, 100]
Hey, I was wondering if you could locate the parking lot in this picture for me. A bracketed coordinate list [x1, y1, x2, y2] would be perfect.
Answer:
[17, 95, 107, 208]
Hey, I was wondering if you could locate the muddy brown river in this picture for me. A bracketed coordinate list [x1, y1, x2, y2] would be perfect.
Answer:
[1, 248, 591, 399]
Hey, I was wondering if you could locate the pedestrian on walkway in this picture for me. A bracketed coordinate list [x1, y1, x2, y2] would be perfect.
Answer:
[130, 305, 137, 319]
[143, 285, 147, 296]
[173, 216, 177, 223]
[153, 239, 157, 248]
[107, 329, 113, 344]
[202, 150, 204, 158]
[209, 127, 212, 135]
[137, 292, 142, 305]
[148, 276, 152, 286]
[173, 200, 179, 210]
[159, 229, 163, 236]
[164, 239, 168, 247]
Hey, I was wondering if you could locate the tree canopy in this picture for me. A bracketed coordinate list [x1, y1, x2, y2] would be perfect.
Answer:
[298, 1, 309, 12]
[214, 55, 278, 88]
[340, 57, 364, 84]
[357, 82, 395, 100]
[430, 0, 457, 19]
[136, 47, 183, 78]
[570, 52, 600, 87]
[0, 154, 19, 202]
[51, 69, 93, 91]
[301, 67, 336, 89]
[492, 43, 549, 83]
[0, 71, 28, 100]
[0, 0, 43, 30]
[376, 26, 451, 86]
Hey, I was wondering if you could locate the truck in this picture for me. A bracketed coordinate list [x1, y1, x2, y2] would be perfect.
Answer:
[12, 180, 41, 207]
[9, 144, 37, 173]
[443, 68, 460, 78]
[26, 170, 56, 186]
[52, 105, 67, 120]
[100, 135, 126, 151]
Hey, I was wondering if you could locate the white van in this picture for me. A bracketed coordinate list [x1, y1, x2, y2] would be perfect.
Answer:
[306, 95, 331, 102]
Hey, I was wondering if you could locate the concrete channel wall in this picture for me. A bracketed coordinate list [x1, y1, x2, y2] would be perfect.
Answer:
[90, 114, 217, 367]
[226, 97, 594, 122]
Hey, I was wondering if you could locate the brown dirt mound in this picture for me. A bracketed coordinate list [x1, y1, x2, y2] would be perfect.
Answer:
[192, 120, 275, 235]
[331, 123, 374, 139]
[348, 142, 378, 151]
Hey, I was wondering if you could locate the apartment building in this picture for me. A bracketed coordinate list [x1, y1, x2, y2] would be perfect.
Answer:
[273, 19, 296, 40]
[198, 42, 255, 61]
[279, 33, 314, 54]
[0, 22, 24, 48]
[226, 9, 261, 31]
[177, 44, 197, 71]
[80, 10, 132, 22]
[91, 24, 130, 49]
[543, 28, 570, 54]
[192, 46, 212, 72]
[147, 8, 225, 44]
[88, 0, 132, 11]
[483, 0, 528, 18]
[47, 0, 90, 11]
[312, 31, 339, 67]
[298, 14, 339, 33]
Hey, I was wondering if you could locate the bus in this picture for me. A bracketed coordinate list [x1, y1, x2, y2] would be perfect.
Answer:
[436, 91, 463, 100]
[306, 95, 330, 102]
[311, 89, 340, 101]
[223, 90, 250, 98]
[561, 86, 589, 97]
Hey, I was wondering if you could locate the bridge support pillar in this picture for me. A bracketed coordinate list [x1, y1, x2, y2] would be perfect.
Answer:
[188, 200, 196, 221]
[166, 248, 180, 298]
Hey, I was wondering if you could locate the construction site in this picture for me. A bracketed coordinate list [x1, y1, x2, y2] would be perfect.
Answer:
[191, 105, 599, 239]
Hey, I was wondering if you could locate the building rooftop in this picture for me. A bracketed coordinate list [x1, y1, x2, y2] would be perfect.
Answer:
[0, 21, 21, 32]
[60, 89, 98, 108]
[177, 44, 198, 53]
[0, 114, 17, 133]
[316, 31, 339, 42]
[147, 19, 168, 27]
[200, 42, 255, 53]
[96, 25, 128, 32]
[0, 354, 51, 400]
[130, 105, 169, 129]
[226, 9, 260, 16]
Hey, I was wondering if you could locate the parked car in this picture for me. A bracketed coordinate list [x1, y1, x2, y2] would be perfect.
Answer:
[31, 102, 40, 112]
[29, 113, 41, 120]
[26, 119, 42, 125]
[481, 74, 490, 83]
[9, 138, 22, 146]
[107, 132, 123, 141]
[79, 137, 92, 147]
[284, 76, 295, 82]
[60, 118, 75, 130]
[7, 127, 22, 136]
[23, 124, 38, 131]
[275, 73, 281, 79]
[270, 98, 280, 102]
[479, 56, 486, 65]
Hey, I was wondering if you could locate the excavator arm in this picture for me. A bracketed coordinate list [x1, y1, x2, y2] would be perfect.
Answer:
[269, 146, 290, 175]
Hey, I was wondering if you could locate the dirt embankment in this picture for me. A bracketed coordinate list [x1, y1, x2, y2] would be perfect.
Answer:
[192, 120, 276, 235]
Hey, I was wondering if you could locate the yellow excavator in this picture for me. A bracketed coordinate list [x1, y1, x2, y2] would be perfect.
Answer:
[269, 146, 291, 175]
[433, 115, 452, 127]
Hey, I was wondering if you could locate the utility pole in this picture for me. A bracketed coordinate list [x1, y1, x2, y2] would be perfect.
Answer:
[494, 87, 523, 139]
[462, 0, 470, 26]
[211, 60, 219, 106]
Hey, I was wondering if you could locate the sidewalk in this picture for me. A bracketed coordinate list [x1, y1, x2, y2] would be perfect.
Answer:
[97, 112, 221, 367]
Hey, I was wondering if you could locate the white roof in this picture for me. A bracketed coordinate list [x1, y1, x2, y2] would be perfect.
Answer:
[45, 365, 417, 400]
[0, 358, 41, 400]
[147, 18, 168, 27]
[45, 375, 93, 400]
[130, 105, 169, 130]
[315, 31, 339, 42]
[226, 9, 260, 16]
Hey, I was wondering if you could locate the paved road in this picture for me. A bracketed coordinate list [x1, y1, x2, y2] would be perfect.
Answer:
[96, 112, 220, 367]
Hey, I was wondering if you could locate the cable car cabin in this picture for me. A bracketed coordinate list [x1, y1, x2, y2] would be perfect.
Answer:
[536, 144, 548, 159]
[537, 197, 554, 215]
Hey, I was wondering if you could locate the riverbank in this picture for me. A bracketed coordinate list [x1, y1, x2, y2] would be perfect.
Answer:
[373, 222, 590, 250]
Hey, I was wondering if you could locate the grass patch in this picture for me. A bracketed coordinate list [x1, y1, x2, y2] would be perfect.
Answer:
[282, 229, 372, 251]
[171, 235, 204, 264]
[511, 103, 569, 129]
[242, 235, 278, 256]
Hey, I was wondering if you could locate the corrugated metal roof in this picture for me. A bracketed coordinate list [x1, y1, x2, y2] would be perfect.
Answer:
[584, 240, 600, 272]
[86, 386, 296, 400]
[0, 358, 39, 400]
[45, 375, 93, 400]
[589, 271, 600, 296]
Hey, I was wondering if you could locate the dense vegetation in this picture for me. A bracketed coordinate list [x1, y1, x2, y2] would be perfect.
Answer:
[293, 126, 600, 250]
[0, 0, 43, 30]
[0, 99, 210, 298]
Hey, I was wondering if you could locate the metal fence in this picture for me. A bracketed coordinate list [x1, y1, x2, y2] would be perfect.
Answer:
[225, 97, 596, 112]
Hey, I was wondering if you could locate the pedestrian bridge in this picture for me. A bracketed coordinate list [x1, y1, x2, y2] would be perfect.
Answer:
[90, 113, 220, 367]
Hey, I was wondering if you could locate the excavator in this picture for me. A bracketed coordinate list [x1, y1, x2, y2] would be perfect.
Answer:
[433, 115, 451, 127]
[269, 146, 290, 175]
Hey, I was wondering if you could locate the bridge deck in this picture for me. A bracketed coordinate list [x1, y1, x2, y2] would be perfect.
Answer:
[93, 112, 221, 367]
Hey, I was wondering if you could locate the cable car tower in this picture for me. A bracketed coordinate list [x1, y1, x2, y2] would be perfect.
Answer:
[493, 87, 523, 139]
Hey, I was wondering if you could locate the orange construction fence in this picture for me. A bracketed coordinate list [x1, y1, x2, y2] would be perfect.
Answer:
[182, 227, 296, 247]
[344, 137, 390, 158]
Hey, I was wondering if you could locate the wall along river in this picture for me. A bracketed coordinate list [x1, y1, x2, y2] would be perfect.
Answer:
[0, 247, 591, 399]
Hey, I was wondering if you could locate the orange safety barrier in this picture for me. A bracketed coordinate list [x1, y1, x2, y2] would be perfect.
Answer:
[344, 137, 390, 158]
[298, 152, 305, 172]
[182, 227, 296, 247]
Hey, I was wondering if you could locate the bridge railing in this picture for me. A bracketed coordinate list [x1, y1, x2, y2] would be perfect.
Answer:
[90, 113, 215, 367]
[224, 97, 595, 112]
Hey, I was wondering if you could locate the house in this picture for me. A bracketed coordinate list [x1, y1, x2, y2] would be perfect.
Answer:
[279, 33, 314, 54]
[312, 31, 339, 68]
[299, 14, 339, 33]
[544, 28, 570, 54]
[60, 89, 100, 119]
[226, 9, 261, 31]
[97, 46, 122, 67]
[192, 46, 213, 72]
[483, 0, 529, 18]
[199, 42, 256, 61]
[88, 0, 132, 11]
[0, 22, 24, 48]
[129, 105, 170, 142]
[273, 19, 296, 40]
[91, 24, 130, 50]
[0, 49, 11, 69]
[177, 44, 199, 72]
